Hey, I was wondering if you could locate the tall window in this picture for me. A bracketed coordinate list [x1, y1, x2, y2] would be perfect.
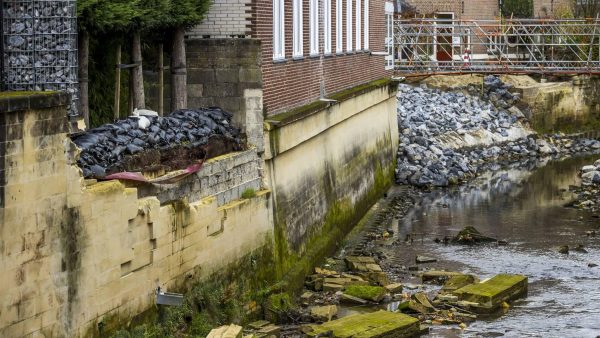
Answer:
[385, 1, 394, 69]
[293, 0, 303, 57]
[324, 0, 332, 54]
[363, 0, 369, 50]
[273, 0, 285, 59]
[310, 0, 319, 55]
[356, 0, 361, 50]
[336, 0, 343, 53]
[346, 0, 353, 51]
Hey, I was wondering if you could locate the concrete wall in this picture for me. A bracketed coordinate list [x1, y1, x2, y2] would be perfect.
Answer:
[0, 92, 272, 337]
[263, 80, 398, 281]
[511, 75, 600, 133]
[186, 39, 264, 152]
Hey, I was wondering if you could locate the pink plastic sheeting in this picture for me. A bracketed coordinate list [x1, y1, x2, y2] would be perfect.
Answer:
[103, 161, 204, 185]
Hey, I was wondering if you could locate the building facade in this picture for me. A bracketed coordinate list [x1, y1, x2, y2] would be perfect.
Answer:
[189, 0, 394, 115]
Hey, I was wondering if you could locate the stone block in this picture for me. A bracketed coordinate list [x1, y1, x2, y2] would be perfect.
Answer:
[188, 84, 204, 97]
[453, 274, 528, 311]
[207, 324, 243, 338]
[305, 310, 420, 338]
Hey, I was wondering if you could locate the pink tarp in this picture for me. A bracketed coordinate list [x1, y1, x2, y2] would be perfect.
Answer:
[103, 161, 204, 185]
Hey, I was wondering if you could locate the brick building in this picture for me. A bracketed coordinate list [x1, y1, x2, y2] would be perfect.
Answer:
[400, 0, 573, 19]
[188, 0, 394, 115]
[400, 0, 499, 19]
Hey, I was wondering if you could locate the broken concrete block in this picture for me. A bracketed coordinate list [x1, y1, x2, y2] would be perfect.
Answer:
[323, 283, 345, 292]
[339, 293, 369, 305]
[408, 292, 436, 314]
[384, 283, 403, 293]
[441, 274, 477, 293]
[345, 256, 380, 272]
[358, 271, 390, 286]
[421, 270, 464, 283]
[247, 320, 270, 330]
[207, 324, 243, 338]
[344, 285, 388, 302]
[416, 255, 437, 264]
[257, 324, 281, 337]
[453, 274, 528, 312]
[310, 305, 338, 322]
[305, 310, 420, 337]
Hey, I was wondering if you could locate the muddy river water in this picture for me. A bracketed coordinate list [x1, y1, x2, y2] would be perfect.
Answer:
[340, 155, 600, 338]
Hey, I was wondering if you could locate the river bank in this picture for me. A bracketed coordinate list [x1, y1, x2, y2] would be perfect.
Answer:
[271, 154, 600, 338]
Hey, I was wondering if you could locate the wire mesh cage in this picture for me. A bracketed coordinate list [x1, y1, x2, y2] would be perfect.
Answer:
[2, 0, 78, 115]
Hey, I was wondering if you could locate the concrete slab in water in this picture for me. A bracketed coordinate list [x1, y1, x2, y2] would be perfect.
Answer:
[305, 310, 420, 338]
[453, 274, 528, 311]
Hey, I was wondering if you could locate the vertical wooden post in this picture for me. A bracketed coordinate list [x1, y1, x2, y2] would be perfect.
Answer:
[158, 43, 164, 116]
[114, 44, 122, 121]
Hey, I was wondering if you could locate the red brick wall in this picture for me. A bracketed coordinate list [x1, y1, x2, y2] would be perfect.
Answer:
[253, 0, 392, 115]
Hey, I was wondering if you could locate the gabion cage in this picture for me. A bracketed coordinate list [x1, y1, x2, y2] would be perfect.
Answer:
[1, 0, 78, 115]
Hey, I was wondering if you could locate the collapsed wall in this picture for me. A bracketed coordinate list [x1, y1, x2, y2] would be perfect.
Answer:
[0, 92, 271, 337]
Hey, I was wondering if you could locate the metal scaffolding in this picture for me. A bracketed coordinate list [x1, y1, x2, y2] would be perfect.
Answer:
[394, 17, 600, 75]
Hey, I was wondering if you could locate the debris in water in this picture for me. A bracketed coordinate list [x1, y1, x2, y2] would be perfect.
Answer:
[416, 255, 437, 264]
[453, 226, 497, 244]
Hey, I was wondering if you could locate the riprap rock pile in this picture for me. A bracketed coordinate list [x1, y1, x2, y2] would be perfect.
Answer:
[395, 83, 546, 187]
[72, 108, 242, 178]
[466, 75, 522, 110]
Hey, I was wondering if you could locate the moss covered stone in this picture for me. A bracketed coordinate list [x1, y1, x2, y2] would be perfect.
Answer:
[306, 310, 420, 338]
[344, 285, 387, 302]
[453, 274, 528, 311]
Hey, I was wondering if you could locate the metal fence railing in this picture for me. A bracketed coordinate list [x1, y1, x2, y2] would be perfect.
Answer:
[394, 18, 600, 76]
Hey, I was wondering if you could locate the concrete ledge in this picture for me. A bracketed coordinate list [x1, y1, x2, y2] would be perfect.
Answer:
[306, 310, 420, 337]
[265, 78, 397, 127]
[264, 79, 398, 159]
[0, 91, 70, 113]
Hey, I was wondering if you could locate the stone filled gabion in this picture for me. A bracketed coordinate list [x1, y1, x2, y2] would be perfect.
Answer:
[71, 108, 242, 178]
[2, 0, 78, 114]
[395, 79, 548, 187]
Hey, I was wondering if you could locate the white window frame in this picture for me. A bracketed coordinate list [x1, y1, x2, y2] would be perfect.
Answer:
[363, 0, 369, 50]
[324, 0, 332, 54]
[310, 0, 319, 55]
[385, 1, 394, 69]
[336, 0, 343, 53]
[346, 0, 353, 52]
[356, 0, 361, 51]
[273, 0, 285, 60]
[293, 0, 303, 57]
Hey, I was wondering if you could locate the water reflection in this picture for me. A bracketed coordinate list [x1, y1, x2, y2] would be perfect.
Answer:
[398, 155, 600, 337]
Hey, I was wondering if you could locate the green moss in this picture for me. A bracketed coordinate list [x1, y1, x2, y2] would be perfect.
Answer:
[307, 310, 420, 337]
[0, 90, 57, 98]
[273, 158, 395, 293]
[455, 274, 527, 298]
[344, 285, 387, 302]
[241, 188, 257, 199]
[267, 293, 294, 311]
[107, 234, 279, 338]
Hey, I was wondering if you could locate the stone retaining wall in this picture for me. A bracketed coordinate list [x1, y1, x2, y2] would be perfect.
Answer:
[0, 92, 271, 337]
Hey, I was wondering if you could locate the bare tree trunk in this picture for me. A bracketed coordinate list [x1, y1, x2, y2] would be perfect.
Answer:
[132, 30, 146, 110]
[114, 44, 122, 121]
[158, 43, 164, 116]
[171, 27, 187, 111]
[78, 30, 90, 128]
